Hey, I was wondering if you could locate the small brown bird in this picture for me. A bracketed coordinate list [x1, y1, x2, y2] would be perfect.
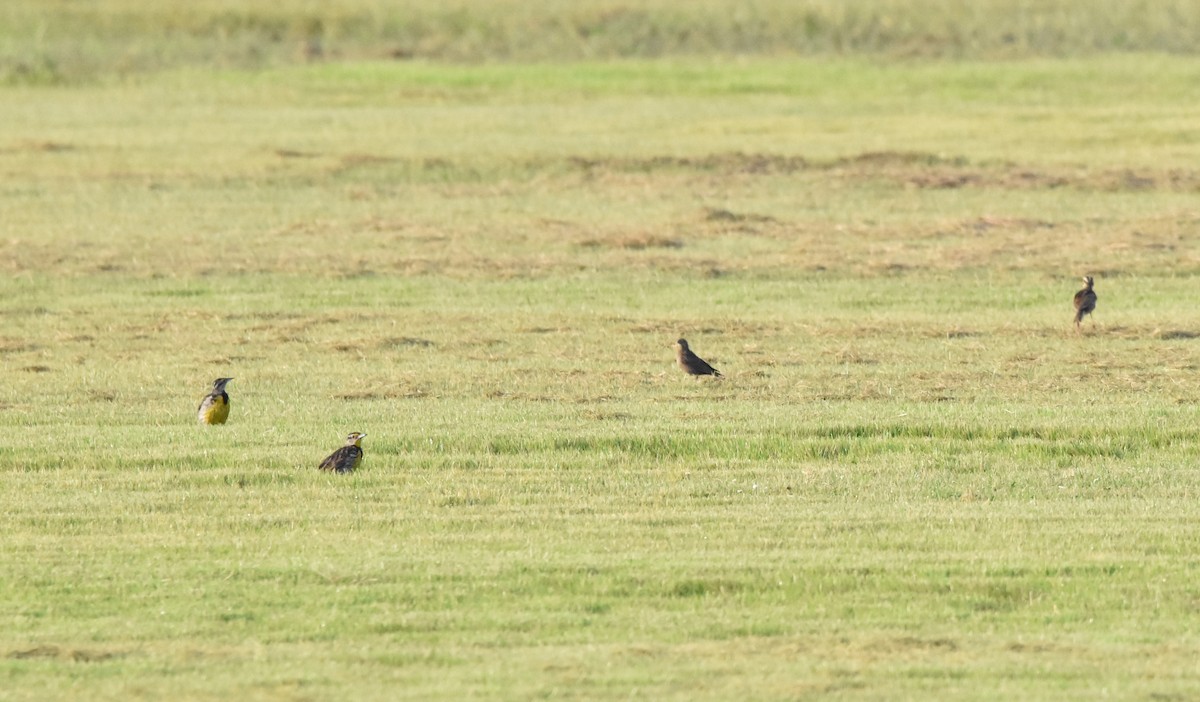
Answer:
[1073, 276, 1097, 329]
[197, 377, 233, 425]
[319, 432, 367, 474]
[674, 338, 722, 377]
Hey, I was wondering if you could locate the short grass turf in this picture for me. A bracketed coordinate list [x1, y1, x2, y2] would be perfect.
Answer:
[3, 55, 1200, 700]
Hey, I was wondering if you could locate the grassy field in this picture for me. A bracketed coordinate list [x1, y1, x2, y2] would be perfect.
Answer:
[6, 0, 1200, 84]
[4, 3, 1200, 700]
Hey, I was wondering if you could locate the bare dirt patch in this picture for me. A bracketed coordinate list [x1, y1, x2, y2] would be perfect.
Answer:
[578, 232, 682, 250]
[8, 645, 124, 662]
[566, 150, 1200, 193]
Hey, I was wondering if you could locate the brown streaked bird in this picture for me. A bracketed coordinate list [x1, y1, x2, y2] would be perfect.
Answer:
[318, 432, 367, 474]
[1073, 276, 1097, 329]
[197, 377, 233, 425]
[674, 338, 722, 377]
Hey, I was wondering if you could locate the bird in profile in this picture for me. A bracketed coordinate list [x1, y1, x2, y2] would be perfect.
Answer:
[197, 377, 233, 425]
[674, 338, 722, 377]
[319, 432, 367, 474]
[1073, 276, 1097, 330]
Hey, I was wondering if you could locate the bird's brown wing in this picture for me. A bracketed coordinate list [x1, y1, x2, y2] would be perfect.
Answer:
[1073, 290, 1097, 323]
[685, 351, 721, 376]
[319, 446, 362, 473]
[197, 393, 216, 422]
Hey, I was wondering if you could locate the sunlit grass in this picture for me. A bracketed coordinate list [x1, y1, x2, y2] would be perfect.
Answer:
[3, 47, 1200, 701]
[4, 0, 1200, 85]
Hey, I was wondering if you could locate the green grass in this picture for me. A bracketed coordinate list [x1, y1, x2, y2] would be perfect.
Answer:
[4, 29, 1200, 702]
[5, 0, 1200, 84]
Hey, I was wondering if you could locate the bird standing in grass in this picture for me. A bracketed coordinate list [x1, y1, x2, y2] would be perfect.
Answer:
[319, 432, 367, 474]
[674, 338, 722, 377]
[197, 377, 233, 425]
[1073, 276, 1097, 330]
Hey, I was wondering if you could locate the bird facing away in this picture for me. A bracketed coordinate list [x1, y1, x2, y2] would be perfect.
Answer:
[1073, 276, 1097, 329]
[197, 377, 233, 425]
[319, 432, 367, 474]
[674, 338, 722, 377]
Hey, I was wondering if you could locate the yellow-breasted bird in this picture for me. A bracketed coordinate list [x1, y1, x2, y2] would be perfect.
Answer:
[319, 432, 367, 474]
[197, 377, 233, 425]
[674, 338, 722, 377]
[1073, 276, 1097, 329]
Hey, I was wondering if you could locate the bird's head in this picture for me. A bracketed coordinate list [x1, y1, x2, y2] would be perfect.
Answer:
[1082, 275, 1094, 288]
[675, 338, 689, 351]
[345, 432, 367, 447]
[212, 377, 234, 392]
